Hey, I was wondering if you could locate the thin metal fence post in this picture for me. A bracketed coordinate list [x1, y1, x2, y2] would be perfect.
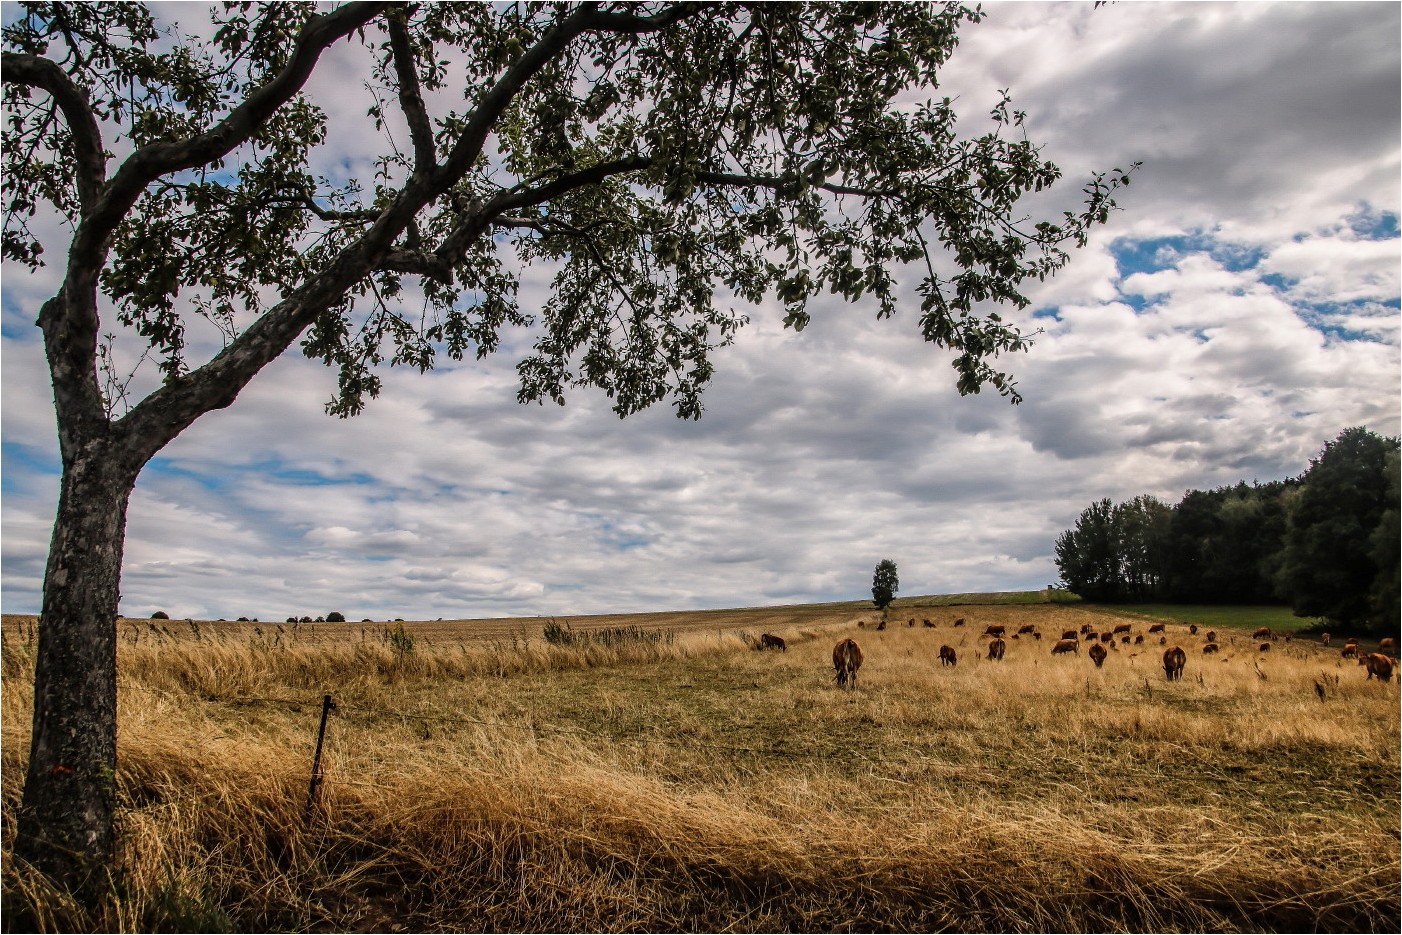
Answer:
[304, 693, 335, 819]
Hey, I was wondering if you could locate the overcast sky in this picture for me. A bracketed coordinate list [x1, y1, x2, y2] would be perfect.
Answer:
[3, 1, 1399, 622]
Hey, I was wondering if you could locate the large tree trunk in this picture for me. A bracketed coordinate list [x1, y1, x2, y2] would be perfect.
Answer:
[14, 444, 136, 899]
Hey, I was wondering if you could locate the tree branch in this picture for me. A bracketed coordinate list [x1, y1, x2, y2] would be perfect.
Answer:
[115, 1, 718, 460]
[433, 2, 710, 191]
[694, 169, 899, 200]
[87, 1, 391, 254]
[427, 156, 650, 277]
[1, 52, 105, 215]
[386, 7, 435, 173]
[36, 2, 392, 457]
[577, 1, 715, 34]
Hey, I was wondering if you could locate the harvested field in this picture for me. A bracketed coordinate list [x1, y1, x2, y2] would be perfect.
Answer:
[3, 597, 1398, 933]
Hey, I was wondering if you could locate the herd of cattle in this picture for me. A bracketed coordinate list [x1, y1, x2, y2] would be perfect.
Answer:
[758, 617, 1398, 690]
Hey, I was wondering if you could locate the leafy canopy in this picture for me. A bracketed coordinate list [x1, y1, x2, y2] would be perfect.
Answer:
[3, 2, 1135, 433]
[872, 558, 899, 610]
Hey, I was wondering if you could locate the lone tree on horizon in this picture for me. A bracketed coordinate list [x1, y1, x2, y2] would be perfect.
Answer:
[2, 1, 1134, 895]
[872, 559, 900, 614]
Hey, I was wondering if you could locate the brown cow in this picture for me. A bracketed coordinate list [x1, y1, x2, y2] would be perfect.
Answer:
[876, 619, 887, 631]
[1202, 642, 1220, 654]
[953, 617, 966, 627]
[939, 644, 958, 667]
[1365, 653, 1394, 682]
[986, 637, 1006, 661]
[1320, 632, 1331, 646]
[1258, 642, 1270, 652]
[1088, 642, 1108, 668]
[760, 633, 787, 652]
[1112, 623, 1132, 635]
[1380, 638, 1396, 653]
[1099, 632, 1113, 643]
[1018, 624, 1037, 635]
[833, 638, 864, 690]
[1252, 627, 1271, 640]
[1342, 643, 1359, 659]
[1134, 634, 1144, 645]
[1163, 646, 1187, 681]
[923, 618, 935, 628]
[1189, 624, 1199, 635]
[858, 620, 866, 628]
[984, 625, 1006, 638]
[1051, 638, 1079, 655]
[908, 618, 916, 628]
[1148, 623, 1166, 634]
[1060, 630, 1078, 641]
[1205, 630, 1216, 643]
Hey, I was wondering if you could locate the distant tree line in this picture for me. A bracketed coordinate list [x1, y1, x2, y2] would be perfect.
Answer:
[1054, 427, 1400, 630]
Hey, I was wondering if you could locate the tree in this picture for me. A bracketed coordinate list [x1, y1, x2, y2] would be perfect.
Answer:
[1164, 481, 1295, 604]
[1368, 449, 1400, 627]
[1276, 427, 1400, 628]
[871, 559, 899, 613]
[1054, 498, 1121, 601]
[2, 1, 1133, 891]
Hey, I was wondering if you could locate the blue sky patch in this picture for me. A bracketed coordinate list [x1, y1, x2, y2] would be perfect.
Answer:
[2, 290, 35, 339]
[1291, 298, 1397, 344]
[1344, 204, 1400, 241]
[1110, 233, 1267, 280]
[2, 440, 59, 496]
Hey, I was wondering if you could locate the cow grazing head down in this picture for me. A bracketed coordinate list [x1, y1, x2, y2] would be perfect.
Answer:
[1252, 627, 1271, 640]
[986, 637, 1005, 661]
[1205, 630, 1216, 643]
[1051, 638, 1078, 655]
[1148, 623, 1166, 633]
[833, 638, 864, 690]
[1202, 642, 1220, 654]
[1365, 653, 1395, 682]
[984, 625, 1006, 638]
[939, 644, 958, 667]
[1088, 642, 1108, 668]
[1380, 638, 1396, 653]
[1060, 630, 1078, 642]
[1163, 646, 1187, 681]
[760, 633, 786, 652]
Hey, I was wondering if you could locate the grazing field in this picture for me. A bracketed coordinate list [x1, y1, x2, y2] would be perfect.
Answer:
[1090, 604, 1331, 634]
[2, 598, 1398, 933]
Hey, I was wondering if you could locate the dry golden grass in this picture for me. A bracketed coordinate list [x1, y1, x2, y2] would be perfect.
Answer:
[2, 602, 1398, 932]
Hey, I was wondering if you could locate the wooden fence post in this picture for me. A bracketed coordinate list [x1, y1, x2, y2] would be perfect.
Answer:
[304, 693, 335, 819]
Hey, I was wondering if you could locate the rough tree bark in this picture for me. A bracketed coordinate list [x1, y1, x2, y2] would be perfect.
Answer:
[17, 443, 140, 895]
